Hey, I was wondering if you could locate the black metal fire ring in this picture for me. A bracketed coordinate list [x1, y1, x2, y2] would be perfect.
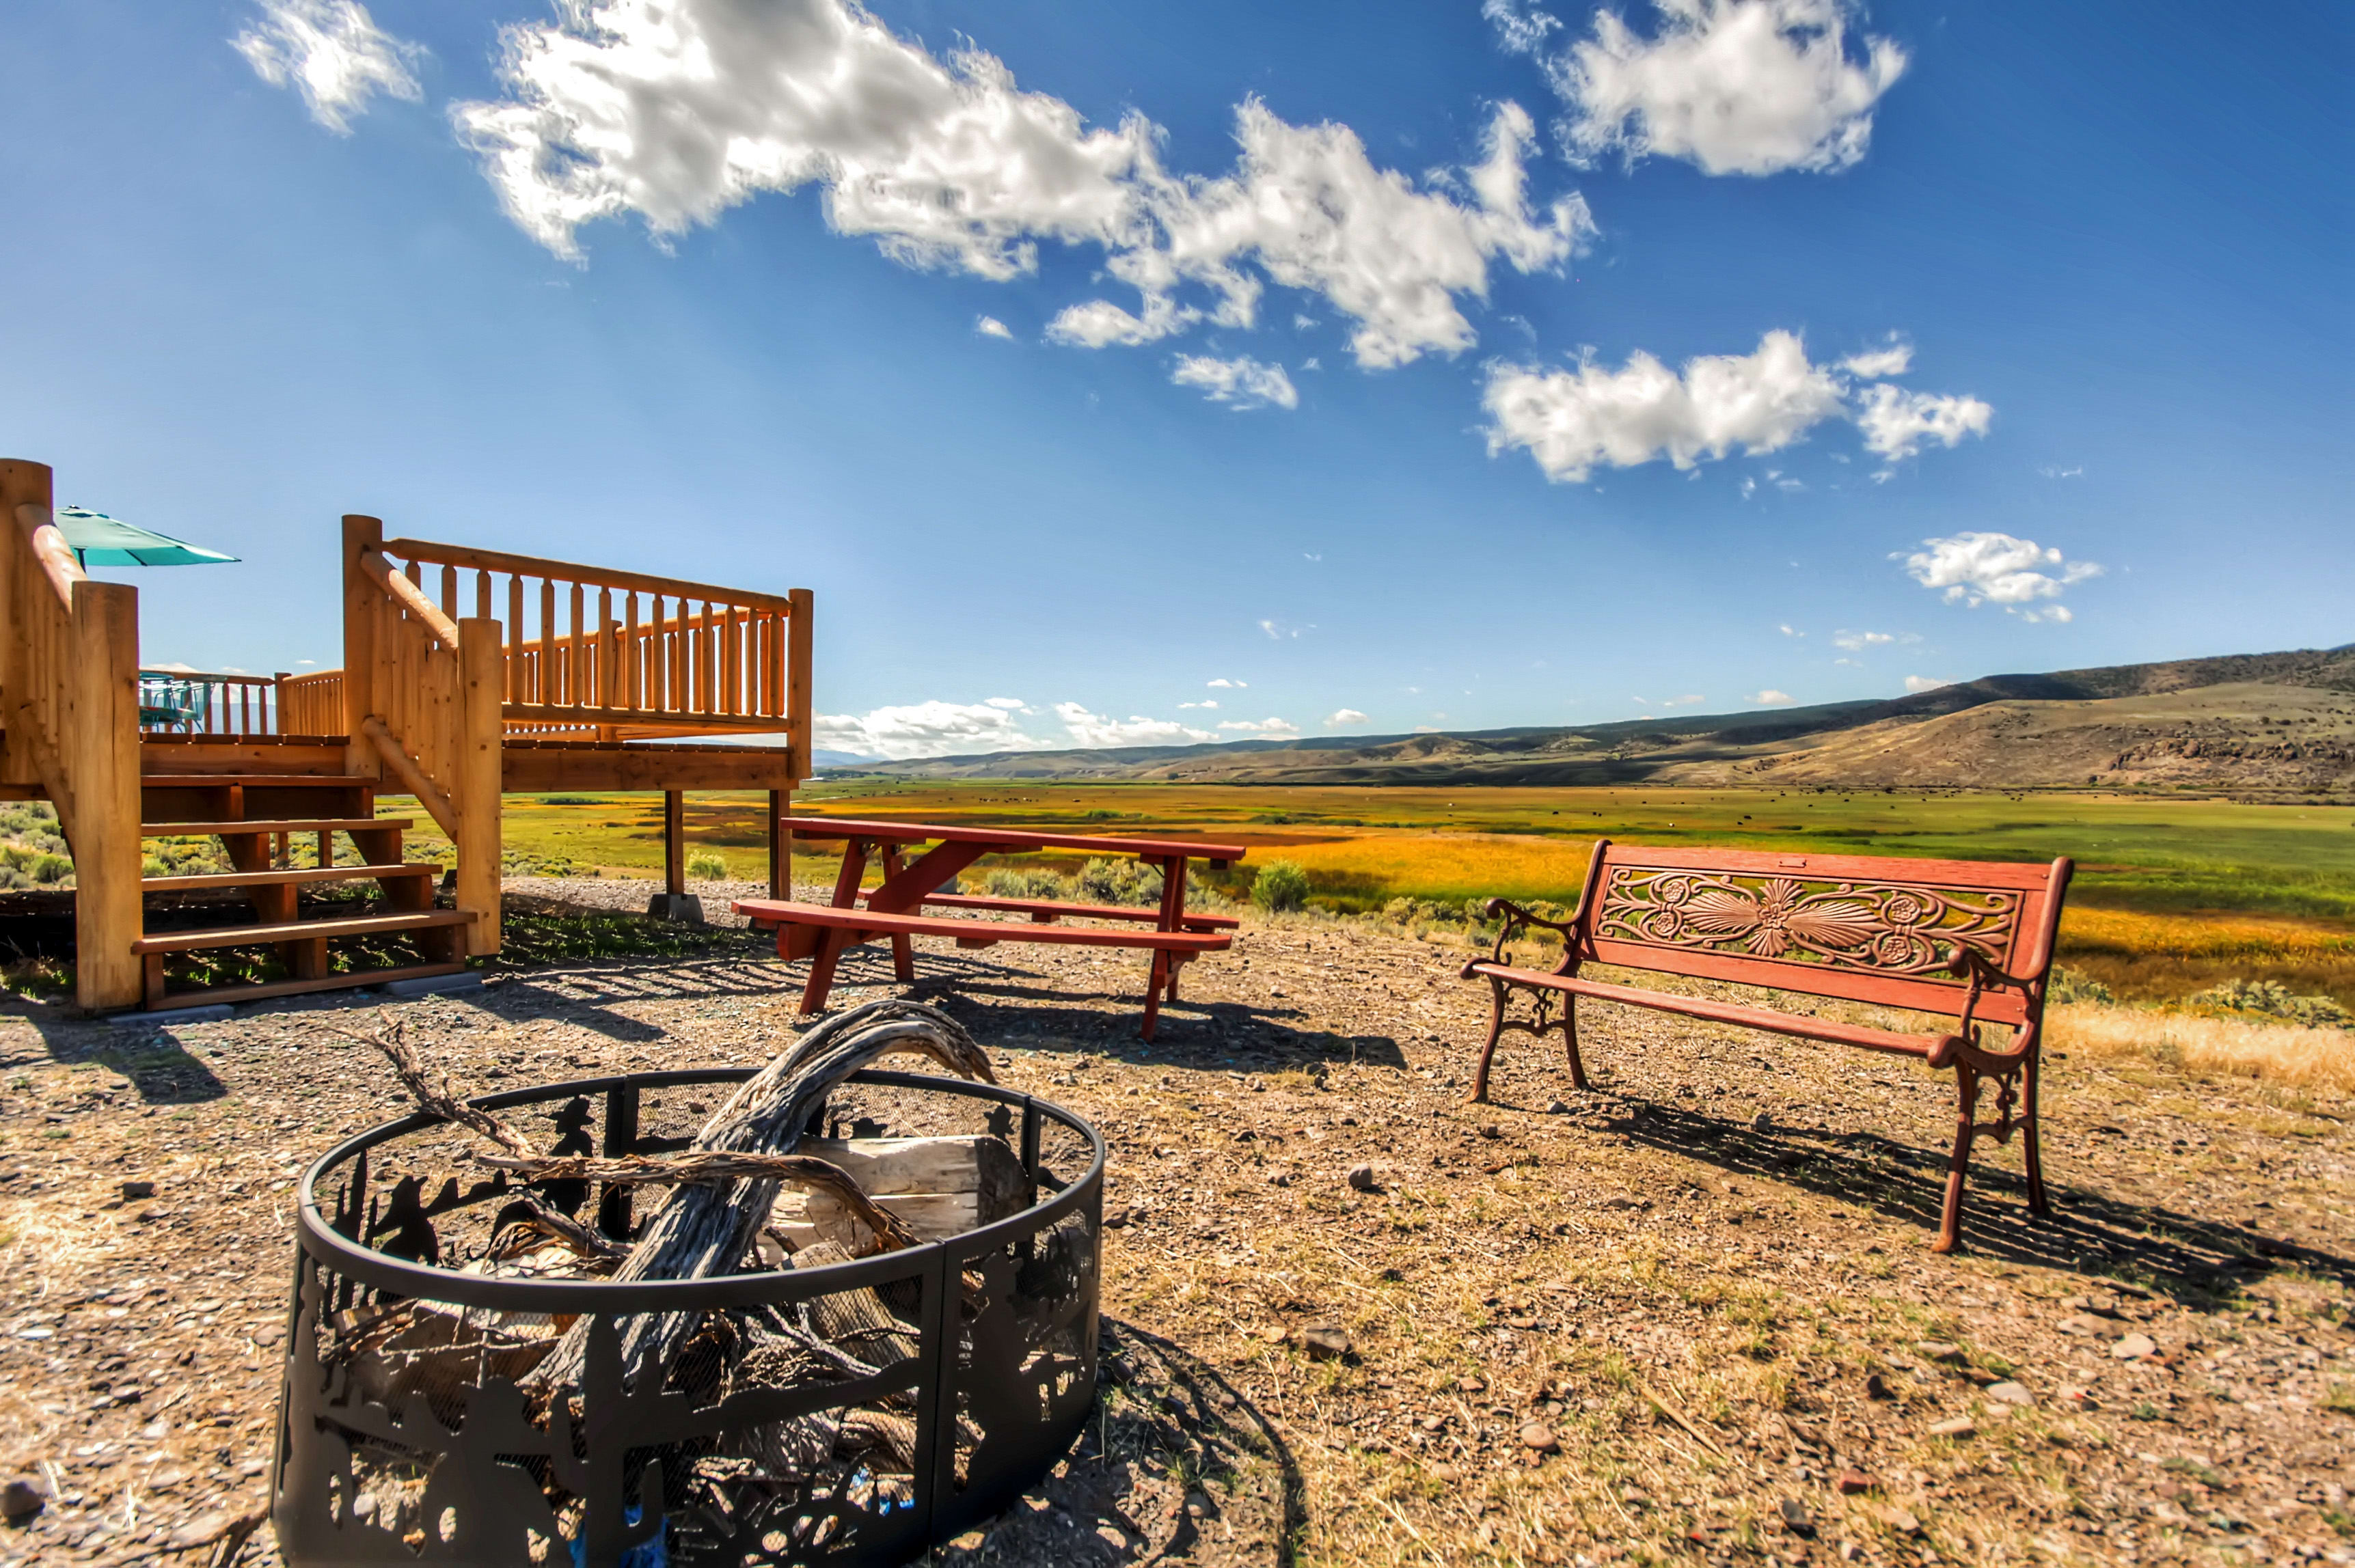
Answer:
[271, 1067, 1106, 1567]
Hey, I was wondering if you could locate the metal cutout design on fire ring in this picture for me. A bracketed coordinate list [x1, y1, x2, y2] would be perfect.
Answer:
[269, 1068, 1102, 1567]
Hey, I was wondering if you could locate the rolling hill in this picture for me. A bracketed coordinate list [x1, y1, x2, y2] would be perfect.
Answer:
[828, 643, 2355, 797]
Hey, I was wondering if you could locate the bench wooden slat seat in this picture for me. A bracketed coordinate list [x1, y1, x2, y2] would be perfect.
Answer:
[1460, 840, 2073, 1253]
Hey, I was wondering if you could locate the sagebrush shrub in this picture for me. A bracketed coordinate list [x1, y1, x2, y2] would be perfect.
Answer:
[686, 849, 728, 881]
[2047, 967, 2117, 1006]
[1252, 859, 1309, 913]
[2190, 977, 2351, 1029]
[1076, 857, 1162, 907]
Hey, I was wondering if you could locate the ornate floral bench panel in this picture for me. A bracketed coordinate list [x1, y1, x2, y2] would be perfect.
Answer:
[1579, 844, 2065, 1028]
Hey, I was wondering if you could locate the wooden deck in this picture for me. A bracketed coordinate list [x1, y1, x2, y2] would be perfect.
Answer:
[2, 458, 816, 1011]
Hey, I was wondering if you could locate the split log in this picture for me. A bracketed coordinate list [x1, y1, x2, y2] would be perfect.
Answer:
[772, 1135, 1029, 1252]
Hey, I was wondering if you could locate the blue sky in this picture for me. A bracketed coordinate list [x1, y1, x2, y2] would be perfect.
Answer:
[5, 0, 2347, 758]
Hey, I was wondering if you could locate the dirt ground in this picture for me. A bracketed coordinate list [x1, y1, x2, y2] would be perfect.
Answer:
[1, 881, 2350, 1567]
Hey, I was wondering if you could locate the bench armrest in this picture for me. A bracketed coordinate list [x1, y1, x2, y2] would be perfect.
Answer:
[1464, 898, 1581, 980]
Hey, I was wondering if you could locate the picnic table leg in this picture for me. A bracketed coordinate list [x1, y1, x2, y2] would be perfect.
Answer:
[1140, 949, 1169, 1042]
[1934, 1062, 1981, 1254]
[880, 847, 916, 980]
[800, 927, 849, 1017]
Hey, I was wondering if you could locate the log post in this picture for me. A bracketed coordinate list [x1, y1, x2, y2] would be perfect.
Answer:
[456, 616, 504, 957]
[68, 579, 143, 1013]
[767, 788, 789, 898]
[787, 587, 812, 784]
[664, 789, 685, 896]
[341, 515, 382, 781]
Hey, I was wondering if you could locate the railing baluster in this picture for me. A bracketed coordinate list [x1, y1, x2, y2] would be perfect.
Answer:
[625, 591, 641, 710]
[540, 578, 556, 706]
[569, 581, 586, 711]
[441, 564, 458, 620]
[597, 587, 614, 709]
[507, 575, 523, 702]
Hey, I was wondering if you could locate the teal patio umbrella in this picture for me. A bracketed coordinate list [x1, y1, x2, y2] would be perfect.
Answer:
[54, 505, 238, 567]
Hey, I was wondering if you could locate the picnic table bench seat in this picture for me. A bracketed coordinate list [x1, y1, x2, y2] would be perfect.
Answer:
[1460, 840, 2073, 1252]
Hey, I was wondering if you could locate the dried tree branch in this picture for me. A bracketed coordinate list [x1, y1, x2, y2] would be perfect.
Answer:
[475, 1151, 921, 1251]
[346, 1018, 534, 1156]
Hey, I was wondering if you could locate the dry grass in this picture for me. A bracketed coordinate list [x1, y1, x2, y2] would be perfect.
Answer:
[2056, 907, 2355, 1007]
[2049, 1001, 2355, 1092]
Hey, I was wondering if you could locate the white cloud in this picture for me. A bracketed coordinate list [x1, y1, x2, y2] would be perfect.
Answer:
[1258, 619, 1310, 639]
[1483, 329, 1844, 482]
[1219, 717, 1302, 738]
[1052, 702, 1214, 747]
[975, 315, 1014, 340]
[234, 0, 422, 134]
[1543, 0, 1908, 177]
[1750, 689, 1797, 706]
[1178, 700, 1219, 710]
[1324, 708, 1371, 726]
[1777, 623, 1803, 637]
[815, 698, 1041, 760]
[1660, 694, 1706, 708]
[1486, 329, 1991, 482]
[1900, 531, 2102, 620]
[1484, 0, 1564, 55]
[2039, 464, 2084, 479]
[457, 0, 1589, 372]
[1207, 678, 1246, 689]
[1853, 383, 1993, 461]
[1903, 675, 1952, 693]
[1832, 629, 1895, 651]
[1840, 340, 1913, 378]
[1170, 355, 1298, 410]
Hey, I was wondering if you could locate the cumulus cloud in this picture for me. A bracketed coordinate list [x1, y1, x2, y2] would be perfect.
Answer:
[1840, 339, 1913, 378]
[1750, 689, 1796, 706]
[1218, 717, 1302, 737]
[1525, 0, 1908, 177]
[1482, 329, 1844, 482]
[1900, 531, 2101, 621]
[1052, 702, 1214, 747]
[456, 0, 1589, 372]
[815, 698, 1040, 760]
[975, 315, 1014, 340]
[1171, 355, 1298, 410]
[1903, 675, 1952, 693]
[1778, 623, 1803, 637]
[1206, 678, 1247, 689]
[1178, 700, 1219, 710]
[1324, 708, 1371, 727]
[1832, 629, 1895, 651]
[1853, 383, 1993, 461]
[1484, 329, 1990, 482]
[233, 0, 422, 133]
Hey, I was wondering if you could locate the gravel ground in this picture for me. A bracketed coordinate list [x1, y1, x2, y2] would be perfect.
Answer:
[0, 877, 2349, 1567]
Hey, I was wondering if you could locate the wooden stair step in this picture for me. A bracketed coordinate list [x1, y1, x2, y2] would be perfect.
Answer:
[140, 774, 376, 788]
[139, 818, 412, 837]
[133, 908, 474, 954]
[142, 962, 469, 1011]
[141, 862, 440, 892]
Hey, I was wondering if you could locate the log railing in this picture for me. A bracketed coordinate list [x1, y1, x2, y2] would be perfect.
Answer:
[343, 517, 504, 956]
[375, 536, 811, 770]
[0, 460, 144, 1010]
[280, 670, 343, 736]
[138, 670, 288, 736]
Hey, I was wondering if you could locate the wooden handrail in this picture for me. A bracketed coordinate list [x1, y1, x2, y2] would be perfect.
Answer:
[359, 549, 461, 649]
[382, 536, 800, 614]
[16, 502, 85, 611]
[362, 715, 459, 839]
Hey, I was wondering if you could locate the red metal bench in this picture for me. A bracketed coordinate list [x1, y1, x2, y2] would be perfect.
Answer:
[1460, 840, 2073, 1252]
[737, 816, 1249, 1039]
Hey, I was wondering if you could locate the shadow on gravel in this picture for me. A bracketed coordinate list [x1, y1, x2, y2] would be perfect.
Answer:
[1530, 1093, 2350, 1303]
[902, 984, 1411, 1073]
[6, 1009, 231, 1103]
[918, 1317, 1301, 1567]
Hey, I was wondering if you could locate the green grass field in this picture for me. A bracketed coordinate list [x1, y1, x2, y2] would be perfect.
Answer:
[385, 780, 2355, 1007]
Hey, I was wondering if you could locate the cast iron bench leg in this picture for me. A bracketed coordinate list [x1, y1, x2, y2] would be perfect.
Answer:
[2022, 1052, 2052, 1218]
[1935, 1063, 1980, 1254]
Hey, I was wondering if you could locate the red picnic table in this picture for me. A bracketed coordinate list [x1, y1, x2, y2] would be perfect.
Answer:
[734, 817, 1251, 1039]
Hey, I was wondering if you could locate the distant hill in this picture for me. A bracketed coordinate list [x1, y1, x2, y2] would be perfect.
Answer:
[824, 643, 2355, 797]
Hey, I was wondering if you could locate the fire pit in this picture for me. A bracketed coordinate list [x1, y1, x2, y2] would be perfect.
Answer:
[270, 1064, 1103, 1566]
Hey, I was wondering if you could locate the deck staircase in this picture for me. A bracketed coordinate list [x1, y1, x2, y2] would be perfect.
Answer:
[133, 762, 472, 1009]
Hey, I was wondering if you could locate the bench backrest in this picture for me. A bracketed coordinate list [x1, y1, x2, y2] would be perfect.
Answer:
[1571, 842, 2069, 1026]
